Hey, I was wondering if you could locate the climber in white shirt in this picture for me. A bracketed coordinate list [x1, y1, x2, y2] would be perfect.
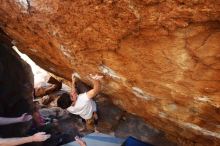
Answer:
[57, 73, 103, 131]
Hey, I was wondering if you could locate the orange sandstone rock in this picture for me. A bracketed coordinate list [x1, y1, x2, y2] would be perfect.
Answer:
[0, 0, 219, 145]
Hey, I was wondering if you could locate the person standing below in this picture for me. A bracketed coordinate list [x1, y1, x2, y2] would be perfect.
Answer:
[0, 132, 51, 146]
[75, 136, 87, 146]
[0, 113, 32, 125]
[0, 114, 51, 146]
[57, 73, 103, 131]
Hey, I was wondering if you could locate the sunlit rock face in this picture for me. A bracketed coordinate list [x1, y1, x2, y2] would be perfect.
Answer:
[0, 0, 219, 145]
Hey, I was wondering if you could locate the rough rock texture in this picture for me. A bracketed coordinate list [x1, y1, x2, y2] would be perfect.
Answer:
[0, 33, 34, 137]
[0, 0, 220, 145]
[115, 113, 176, 146]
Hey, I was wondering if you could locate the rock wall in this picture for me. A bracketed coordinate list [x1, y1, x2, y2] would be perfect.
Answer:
[0, 31, 34, 137]
[0, 0, 219, 145]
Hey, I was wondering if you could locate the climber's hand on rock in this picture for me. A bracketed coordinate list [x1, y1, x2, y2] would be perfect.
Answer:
[72, 73, 80, 84]
[89, 74, 103, 80]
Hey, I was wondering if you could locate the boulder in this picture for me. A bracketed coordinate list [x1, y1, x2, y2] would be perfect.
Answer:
[34, 76, 62, 97]
[0, 1, 220, 145]
[0, 37, 34, 137]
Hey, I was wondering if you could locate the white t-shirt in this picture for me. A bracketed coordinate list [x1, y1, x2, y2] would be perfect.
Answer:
[67, 93, 96, 120]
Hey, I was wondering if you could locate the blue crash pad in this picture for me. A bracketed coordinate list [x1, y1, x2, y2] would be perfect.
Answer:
[122, 136, 154, 146]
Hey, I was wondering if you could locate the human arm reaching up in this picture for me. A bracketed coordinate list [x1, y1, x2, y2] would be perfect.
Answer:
[0, 132, 51, 146]
[86, 74, 103, 99]
[0, 113, 32, 125]
[71, 73, 77, 93]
